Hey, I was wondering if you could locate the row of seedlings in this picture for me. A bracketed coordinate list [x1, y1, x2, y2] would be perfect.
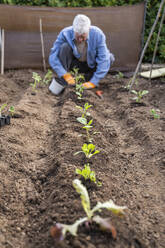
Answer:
[50, 68, 127, 245]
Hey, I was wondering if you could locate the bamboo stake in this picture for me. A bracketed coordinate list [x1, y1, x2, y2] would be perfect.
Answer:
[149, 5, 165, 80]
[40, 18, 46, 72]
[129, 0, 165, 90]
[1, 28, 5, 75]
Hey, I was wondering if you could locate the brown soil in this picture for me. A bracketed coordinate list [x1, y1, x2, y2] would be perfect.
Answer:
[0, 69, 164, 248]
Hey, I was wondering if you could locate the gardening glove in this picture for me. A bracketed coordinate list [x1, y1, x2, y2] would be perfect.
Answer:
[63, 73, 75, 86]
[82, 82, 96, 89]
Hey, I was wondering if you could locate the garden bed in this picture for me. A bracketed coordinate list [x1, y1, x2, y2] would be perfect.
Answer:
[0, 69, 164, 248]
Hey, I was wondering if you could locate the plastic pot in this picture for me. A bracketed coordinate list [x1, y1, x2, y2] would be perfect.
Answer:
[5, 115, 11, 125]
[49, 77, 67, 95]
[0, 116, 6, 127]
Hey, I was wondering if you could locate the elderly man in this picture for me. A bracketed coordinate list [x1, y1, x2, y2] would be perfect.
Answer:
[49, 14, 114, 89]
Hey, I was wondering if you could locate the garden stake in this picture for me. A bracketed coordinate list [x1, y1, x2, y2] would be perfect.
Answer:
[129, 0, 165, 90]
[0, 28, 5, 75]
[40, 18, 46, 72]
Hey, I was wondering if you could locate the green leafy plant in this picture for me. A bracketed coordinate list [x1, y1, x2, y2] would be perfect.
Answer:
[77, 117, 94, 143]
[0, 103, 7, 117]
[42, 69, 53, 85]
[8, 106, 15, 117]
[74, 143, 100, 159]
[123, 78, 138, 91]
[76, 102, 92, 118]
[131, 89, 149, 103]
[30, 72, 42, 92]
[75, 82, 84, 99]
[116, 71, 124, 79]
[71, 68, 84, 83]
[150, 108, 160, 119]
[71, 68, 85, 99]
[76, 163, 102, 186]
[50, 179, 127, 243]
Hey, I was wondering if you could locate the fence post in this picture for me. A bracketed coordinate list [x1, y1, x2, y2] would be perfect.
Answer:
[40, 18, 46, 72]
[0, 28, 5, 75]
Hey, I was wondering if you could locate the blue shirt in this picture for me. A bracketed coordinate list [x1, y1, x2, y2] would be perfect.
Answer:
[49, 26, 114, 86]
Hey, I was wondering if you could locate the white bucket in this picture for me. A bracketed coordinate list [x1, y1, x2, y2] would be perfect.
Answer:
[49, 77, 67, 95]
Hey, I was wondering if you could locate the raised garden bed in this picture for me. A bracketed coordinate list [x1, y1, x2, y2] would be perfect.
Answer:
[0, 69, 164, 248]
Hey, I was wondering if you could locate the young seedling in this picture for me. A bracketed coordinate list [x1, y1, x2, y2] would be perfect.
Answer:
[77, 117, 93, 143]
[8, 106, 15, 117]
[71, 67, 85, 99]
[50, 179, 127, 244]
[42, 69, 53, 85]
[150, 108, 160, 119]
[123, 78, 138, 91]
[0, 103, 7, 117]
[75, 163, 102, 186]
[75, 82, 84, 99]
[71, 68, 84, 84]
[30, 72, 42, 92]
[131, 89, 149, 103]
[115, 71, 124, 79]
[76, 102, 92, 118]
[74, 143, 100, 159]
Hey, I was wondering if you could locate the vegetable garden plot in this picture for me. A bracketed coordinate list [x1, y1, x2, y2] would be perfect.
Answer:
[0, 70, 164, 248]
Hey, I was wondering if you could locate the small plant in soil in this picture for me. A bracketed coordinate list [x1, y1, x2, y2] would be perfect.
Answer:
[76, 102, 92, 118]
[50, 179, 127, 244]
[30, 72, 42, 93]
[115, 71, 124, 79]
[74, 143, 100, 159]
[77, 117, 93, 143]
[75, 82, 84, 99]
[150, 108, 160, 119]
[71, 67, 84, 84]
[71, 67, 85, 99]
[42, 69, 53, 85]
[0, 103, 7, 117]
[0, 103, 11, 126]
[131, 89, 149, 103]
[76, 163, 102, 186]
[123, 78, 138, 91]
[8, 106, 15, 117]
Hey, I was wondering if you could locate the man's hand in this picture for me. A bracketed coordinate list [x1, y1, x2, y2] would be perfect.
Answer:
[82, 82, 96, 89]
[63, 73, 75, 85]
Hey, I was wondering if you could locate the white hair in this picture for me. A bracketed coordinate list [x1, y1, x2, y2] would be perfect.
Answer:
[73, 14, 91, 34]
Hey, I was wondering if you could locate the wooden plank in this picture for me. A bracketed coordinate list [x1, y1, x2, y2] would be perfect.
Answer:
[140, 68, 165, 79]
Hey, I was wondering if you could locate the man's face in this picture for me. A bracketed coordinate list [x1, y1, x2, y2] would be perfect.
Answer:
[75, 32, 88, 43]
